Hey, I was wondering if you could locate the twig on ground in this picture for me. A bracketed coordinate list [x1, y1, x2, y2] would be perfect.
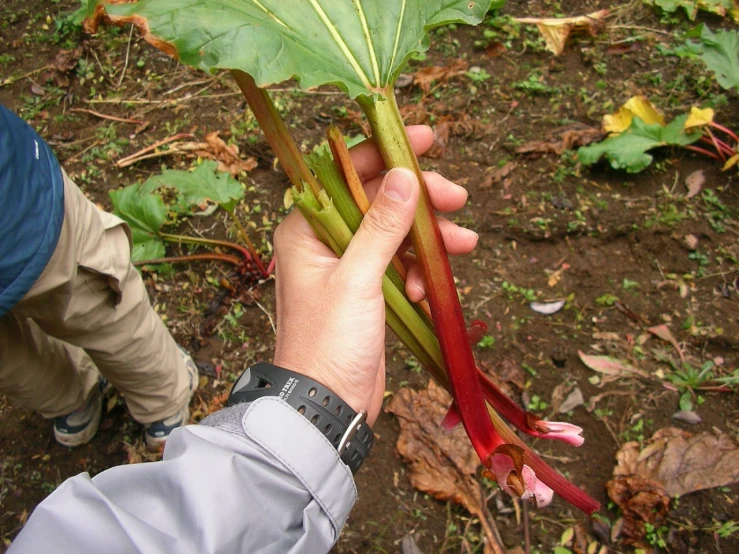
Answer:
[115, 133, 195, 167]
[116, 24, 135, 89]
[70, 108, 144, 124]
[64, 140, 103, 164]
[0, 65, 51, 87]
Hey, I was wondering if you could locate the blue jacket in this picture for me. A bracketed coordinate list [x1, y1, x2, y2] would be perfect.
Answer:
[0, 104, 64, 317]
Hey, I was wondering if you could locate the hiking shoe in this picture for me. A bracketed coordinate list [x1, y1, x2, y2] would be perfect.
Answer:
[54, 378, 109, 448]
[144, 346, 198, 450]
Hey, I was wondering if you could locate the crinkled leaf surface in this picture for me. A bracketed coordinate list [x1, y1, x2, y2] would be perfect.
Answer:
[578, 115, 701, 173]
[89, 0, 503, 98]
[109, 184, 167, 261]
[145, 160, 244, 212]
[651, 0, 739, 22]
[695, 26, 739, 91]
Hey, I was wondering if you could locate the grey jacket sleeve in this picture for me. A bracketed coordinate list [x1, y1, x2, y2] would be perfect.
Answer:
[8, 397, 357, 554]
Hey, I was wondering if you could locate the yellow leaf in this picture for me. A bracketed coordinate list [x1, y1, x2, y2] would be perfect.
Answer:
[602, 95, 665, 135]
[603, 105, 634, 134]
[722, 153, 739, 171]
[684, 106, 715, 129]
[624, 96, 665, 127]
[515, 10, 609, 56]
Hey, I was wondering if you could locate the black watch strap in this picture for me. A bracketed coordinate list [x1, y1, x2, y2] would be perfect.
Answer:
[227, 362, 374, 474]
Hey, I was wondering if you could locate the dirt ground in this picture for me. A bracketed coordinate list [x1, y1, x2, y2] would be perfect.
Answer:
[1, 1, 737, 553]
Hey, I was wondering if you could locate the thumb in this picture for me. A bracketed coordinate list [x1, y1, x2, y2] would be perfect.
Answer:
[340, 168, 419, 282]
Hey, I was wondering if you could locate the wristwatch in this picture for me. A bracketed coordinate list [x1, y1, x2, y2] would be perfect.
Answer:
[227, 362, 374, 474]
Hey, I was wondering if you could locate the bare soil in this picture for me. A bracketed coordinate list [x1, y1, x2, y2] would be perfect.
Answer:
[1, 1, 737, 553]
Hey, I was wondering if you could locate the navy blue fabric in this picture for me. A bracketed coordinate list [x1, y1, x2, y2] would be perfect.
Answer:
[0, 104, 65, 318]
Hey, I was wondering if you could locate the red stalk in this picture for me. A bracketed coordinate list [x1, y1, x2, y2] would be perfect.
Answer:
[710, 122, 739, 143]
[358, 90, 503, 467]
[685, 145, 723, 161]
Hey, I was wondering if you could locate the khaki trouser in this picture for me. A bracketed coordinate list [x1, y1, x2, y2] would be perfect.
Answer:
[0, 172, 192, 424]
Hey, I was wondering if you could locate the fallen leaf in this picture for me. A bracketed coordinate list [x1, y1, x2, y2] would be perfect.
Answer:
[672, 410, 702, 425]
[515, 123, 604, 156]
[606, 42, 642, 55]
[684, 233, 699, 250]
[401, 534, 424, 554]
[199, 131, 258, 176]
[723, 153, 739, 171]
[578, 351, 650, 383]
[613, 427, 739, 497]
[558, 387, 585, 413]
[412, 59, 468, 93]
[606, 476, 669, 547]
[530, 300, 565, 315]
[685, 169, 705, 199]
[515, 10, 609, 56]
[387, 382, 500, 552]
[480, 161, 516, 190]
[485, 41, 507, 58]
[647, 324, 684, 361]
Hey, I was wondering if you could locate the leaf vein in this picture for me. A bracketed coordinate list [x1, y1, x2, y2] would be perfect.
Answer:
[353, 0, 380, 84]
[389, 0, 407, 78]
[307, 0, 373, 88]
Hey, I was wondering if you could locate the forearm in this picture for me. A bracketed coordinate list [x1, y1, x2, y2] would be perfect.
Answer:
[9, 398, 356, 554]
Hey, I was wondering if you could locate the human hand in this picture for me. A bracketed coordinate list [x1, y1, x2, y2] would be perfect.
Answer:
[272, 126, 477, 425]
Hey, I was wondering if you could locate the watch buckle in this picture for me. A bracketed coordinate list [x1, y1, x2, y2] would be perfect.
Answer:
[337, 410, 367, 454]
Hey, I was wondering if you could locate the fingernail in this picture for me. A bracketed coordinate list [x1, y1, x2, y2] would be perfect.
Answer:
[384, 168, 415, 203]
[462, 228, 479, 242]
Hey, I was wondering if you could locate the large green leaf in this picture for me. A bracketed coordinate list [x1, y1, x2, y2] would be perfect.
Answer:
[695, 26, 739, 92]
[578, 115, 702, 173]
[650, 0, 738, 22]
[90, 0, 504, 98]
[109, 183, 167, 261]
[145, 160, 244, 212]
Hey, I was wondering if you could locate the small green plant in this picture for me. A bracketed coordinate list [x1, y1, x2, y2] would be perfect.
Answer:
[595, 293, 619, 307]
[644, 522, 668, 549]
[667, 360, 716, 390]
[110, 160, 269, 278]
[476, 335, 495, 349]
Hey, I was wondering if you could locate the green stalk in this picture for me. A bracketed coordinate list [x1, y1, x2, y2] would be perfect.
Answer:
[358, 89, 503, 466]
[232, 70, 322, 197]
[293, 185, 442, 372]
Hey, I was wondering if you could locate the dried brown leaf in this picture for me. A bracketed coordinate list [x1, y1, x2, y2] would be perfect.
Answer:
[412, 59, 468, 93]
[198, 131, 258, 176]
[515, 10, 609, 56]
[613, 427, 739, 497]
[387, 382, 502, 553]
[606, 476, 669, 546]
[480, 162, 516, 190]
[515, 123, 604, 156]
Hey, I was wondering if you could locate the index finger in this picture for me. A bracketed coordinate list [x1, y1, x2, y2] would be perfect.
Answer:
[348, 125, 434, 182]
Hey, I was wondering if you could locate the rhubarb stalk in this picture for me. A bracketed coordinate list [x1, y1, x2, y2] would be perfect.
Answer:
[358, 90, 503, 468]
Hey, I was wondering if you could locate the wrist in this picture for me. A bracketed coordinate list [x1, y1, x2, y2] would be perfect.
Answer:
[272, 355, 369, 420]
[227, 362, 374, 474]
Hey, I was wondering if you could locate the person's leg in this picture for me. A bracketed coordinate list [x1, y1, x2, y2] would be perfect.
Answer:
[14, 171, 196, 431]
[0, 314, 99, 418]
